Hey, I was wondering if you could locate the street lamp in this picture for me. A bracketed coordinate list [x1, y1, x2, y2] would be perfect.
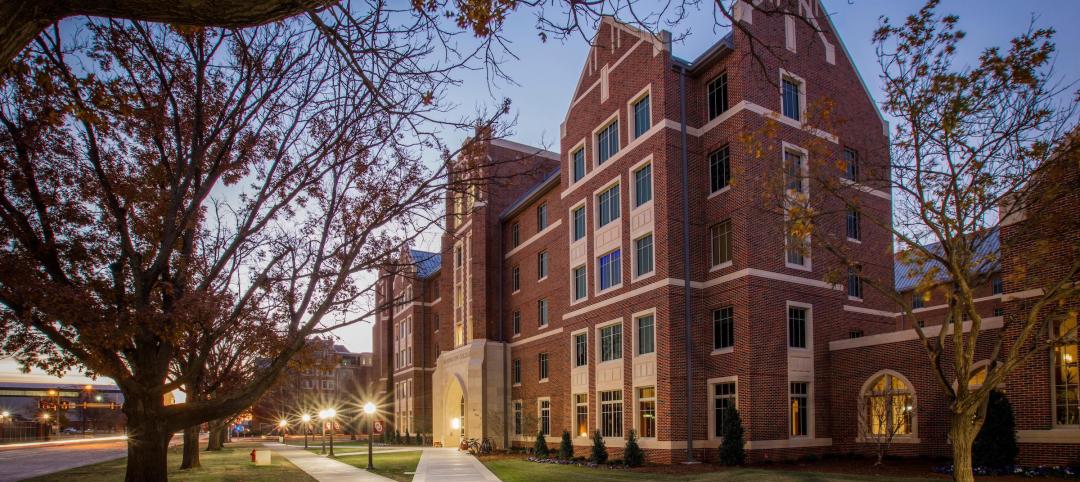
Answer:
[301, 414, 311, 449]
[320, 408, 337, 457]
[363, 402, 376, 470]
[278, 419, 288, 444]
[318, 410, 327, 454]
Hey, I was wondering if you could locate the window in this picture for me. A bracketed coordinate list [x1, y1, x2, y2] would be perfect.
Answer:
[843, 148, 859, 181]
[846, 208, 861, 241]
[573, 266, 587, 301]
[848, 267, 863, 299]
[710, 220, 732, 267]
[709, 145, 731, 193]
[598, 249, 621, 291]
[786, 233, 807, 267]
[537, 203, 548, 231]
[994, 307, 1004, 317]
[539, 399, 551, 436]
[512, 359, 521, 384]
[707, 73, 729, 120]
[455, 247, 463, 267]
[849, 329, 864, 339]
[575, 394, 589, 437]
[785, 149, 805, 193]
[511, 223, 520, 247]
[862, 373, 913, 436]
[634, 164, 652, 207]
[1054, 314, 1079, 425]
[912, 292, 925, 309]
[636, 314, 655, 355]
[572, 206, 586, 241]
[597, 121, 619, 164]
[713, 382, 736, 437]
[992, 278, 1004, 295]
[597, 184, 620, 227]
[637, 387, 656, 438]
[538, 352, 549, 380]
[790, 382, 809, 436]
[782, 77, 801, 121]
[537, 298, 549, 326]
[634, 234, 654, 277]
[538, 251, 549, 279]
[600, 390, 623, 437]
[600, 323, 622, 362]
[788, 306, 807, 348]
[633, 95, 650, 138]
[573, 148, 586, 182]
[512, 265, 520, 291]
[574, 333, 588, 367]
[512, 310, 521, 335]
[513, 401, 523, 435]
[713, 306, 734, 350]
[917, 320, 926, 328]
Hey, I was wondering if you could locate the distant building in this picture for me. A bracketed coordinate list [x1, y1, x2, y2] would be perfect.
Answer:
[0, 381, 125, 437]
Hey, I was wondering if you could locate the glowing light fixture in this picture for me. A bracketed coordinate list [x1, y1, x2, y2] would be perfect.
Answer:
[450, 417, 461, 430]
[363, 402, 376, 415]
[301, 414, 311, 423]
[278, 420, 288, 428]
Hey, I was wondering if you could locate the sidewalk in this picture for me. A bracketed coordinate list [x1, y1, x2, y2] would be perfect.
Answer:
[412, 447, 500, 482]
[263, 442, 394, 482]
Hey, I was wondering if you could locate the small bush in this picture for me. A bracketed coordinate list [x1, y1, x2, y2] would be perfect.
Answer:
[718, 404, 746, 466]
[974, 389, 1019, 469]
[590, 430, 608, 464]
[393, 429, 400, 445]
[533, 431, 550, 458]
[623, 429, 645, 467]
[559, 430, 574, 460]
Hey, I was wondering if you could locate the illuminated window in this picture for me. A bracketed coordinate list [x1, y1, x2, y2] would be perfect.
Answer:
[637, 387, 656, 438]
[862, 373, 914, 436]
[575, 394, 589, 437]
[790, 382, 809, 436]
[600, 390, 623, 437]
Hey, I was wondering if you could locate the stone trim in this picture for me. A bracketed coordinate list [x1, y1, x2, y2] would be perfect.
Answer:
[829, 317, 1004, 351]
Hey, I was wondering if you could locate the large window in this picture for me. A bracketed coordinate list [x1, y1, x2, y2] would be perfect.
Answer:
[790, 382, 809, 436]
[846, 208, 861, 241]
[537, 298, 549, 326]
[573, 148, 586, 182]
[573, 266, 587, 301]
[634, 163, 652, 207]
[512, 359, 521, 384]
[713, 306, 734, 350]
[1054, 315, 1079, 425]
[713, 382, 736, 437]
[633, 95, 651, 138]
[710, 220, 732, 267]
[782, 77, 802, 121]
[597, 121, 619, 164]
[599, 249, 621, 290]
[600, 390, 623, 437]
[511, 223, 520, 247]
[635, 234, 654, 277]
[788, 306, 808, 348]
[843, 147, 859, 181]
[574, 333, 588, 367]
[537, 203, 548, 231]
[636, 314, 655, 355]
[538, 251, 549, 279]
[912, 292, 925, 309]
[600, 323, 622, 362]
[709, 145, 731, 193]
[573, 206, 586, 241]
[513, 401, 523, 435]
[539, 399, 551, 436]
[862, 372, 913, 436]
[538, 352, 549, 380]
[707, 73, 729, 120]
[785, 149, 805, 193]
[575, 394, 589, 437]
[637, 387, 656, 438]
[848, 267, 863, 299]
[512, 310, 521, 335]
[597, 184, 620, 227]
[992, 277, 1004, 295]
[786, 233, 807, 267]
[512, 265, 520, 291]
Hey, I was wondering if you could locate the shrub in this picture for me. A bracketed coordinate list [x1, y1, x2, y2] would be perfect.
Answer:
[973, 389, 1019, 468]
[533, 431, 550, 458]
[559, 430, 574, 460]
[718, 404, 746, 466]
[393, 429, 400, 445]
[590, 430, 608, 464]
[405, 430, 413, 445]
[623, 429, 645, 467]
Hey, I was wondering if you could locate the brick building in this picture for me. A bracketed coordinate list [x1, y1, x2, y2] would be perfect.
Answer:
[372, 1, 1080, 465]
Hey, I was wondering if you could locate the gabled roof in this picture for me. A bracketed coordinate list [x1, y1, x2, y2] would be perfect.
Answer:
[410, 249, 441, 279]
[499, 168, 561, 220]
[672, 32, 734, 73]
[894, 228, 1000, 292]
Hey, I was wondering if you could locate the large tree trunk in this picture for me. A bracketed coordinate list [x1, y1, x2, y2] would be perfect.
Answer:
[180, 425, 201, 469]
[949, 412, 976, 482]
[206, 420, 224, 451]
[123, 398, 173, 482]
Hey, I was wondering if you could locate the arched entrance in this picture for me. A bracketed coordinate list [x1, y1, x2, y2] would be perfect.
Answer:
[431, 339, 509, 448]
[444, 375, 466, 446]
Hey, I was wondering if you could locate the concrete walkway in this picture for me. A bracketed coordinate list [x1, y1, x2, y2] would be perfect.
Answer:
[413, 447, 500, 482]
[263, 442, 393, 482]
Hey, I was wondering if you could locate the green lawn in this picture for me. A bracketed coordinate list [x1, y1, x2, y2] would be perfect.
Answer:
[481, 458, 937, 482]
[335, 450, 423, 482]
[24, 442, 317, 482]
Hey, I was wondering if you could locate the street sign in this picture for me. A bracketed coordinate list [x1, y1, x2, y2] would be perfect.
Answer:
[372, 420, 384, 435]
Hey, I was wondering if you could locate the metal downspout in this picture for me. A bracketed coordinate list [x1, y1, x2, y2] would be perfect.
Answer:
[678, 64, 697, 463]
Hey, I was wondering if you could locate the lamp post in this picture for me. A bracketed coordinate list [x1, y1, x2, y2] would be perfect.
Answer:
[278, 419, 287, 444]
[47, 389, 59, 434]
[363, 402, 376, 470]
[318, 410, 327, 454]
[301, 414, 311, 449]
[324, 408, 336, 457]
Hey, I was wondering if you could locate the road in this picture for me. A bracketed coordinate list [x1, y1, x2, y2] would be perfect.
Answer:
[0, 437, 129, 482]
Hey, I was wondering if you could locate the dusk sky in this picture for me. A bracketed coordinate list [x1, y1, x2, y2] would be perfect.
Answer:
[3, 0, 1077, 385]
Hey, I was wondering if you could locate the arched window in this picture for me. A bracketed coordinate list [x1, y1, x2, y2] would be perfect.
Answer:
[861, 371, 915, 437]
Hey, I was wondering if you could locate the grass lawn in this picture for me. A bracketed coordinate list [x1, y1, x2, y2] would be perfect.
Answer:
[335, 450, 423, 482]
[481, 458, 939, 482]
[24, 442, 317, 482]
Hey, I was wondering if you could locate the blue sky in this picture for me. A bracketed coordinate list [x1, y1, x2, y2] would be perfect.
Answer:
[4, 0, 1077, 384]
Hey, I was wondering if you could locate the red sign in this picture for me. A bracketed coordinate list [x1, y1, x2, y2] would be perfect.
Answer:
[372, 420, 385, 435]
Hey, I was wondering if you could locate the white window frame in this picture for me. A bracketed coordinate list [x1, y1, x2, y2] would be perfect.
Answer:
[537, 251, 549, 282]
[568, 138, 587, 184]
[786, 300, 813, 352]
[707, 376, 738, 441]
[782, 144, 812, 272]
[594, 179, 621, 229]
[570, 264, 589, 305]
[573, 393, 590, 438]
[629, 156, 654, 210]
[597, 389, 624, 439]
[596, 318, 624, 365]
[632, 232, 655, 281]
[595, 247, 623, 295]
[570, 328, 589, 369]
[789, 380, 813, 438]
[626, 84, 653, 141]
[568, 200, 587, 244]
[537, 397, 552, 436]
[592, 111, 621, 168]
[779, 69, 807, 123]
[634, 385, 657, 439]
[632, 308, 657, 358]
